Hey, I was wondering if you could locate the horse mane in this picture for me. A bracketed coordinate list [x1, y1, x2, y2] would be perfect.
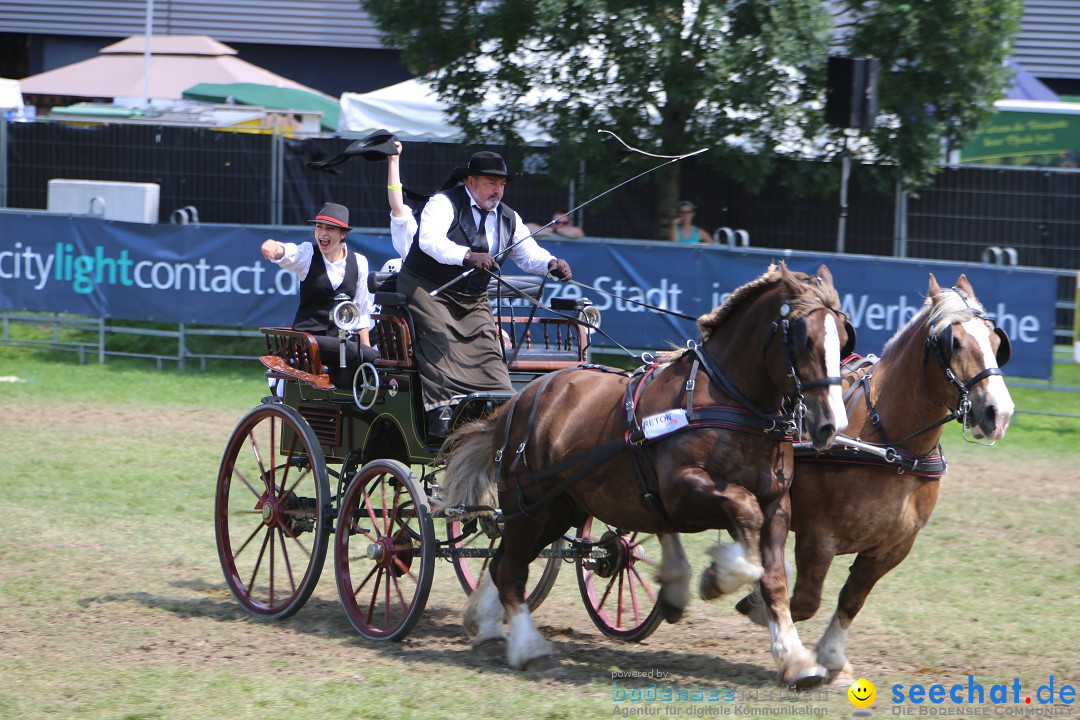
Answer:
[696, 264, 840, 342]
[880, 287, 986, 359]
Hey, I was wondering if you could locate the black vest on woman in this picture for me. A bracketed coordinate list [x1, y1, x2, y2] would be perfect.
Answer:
[292, 245, 359, 335]
[402, 183, 516, 295]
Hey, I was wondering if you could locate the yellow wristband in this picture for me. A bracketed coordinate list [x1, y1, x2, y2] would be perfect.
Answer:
[387, 183, 403, 191]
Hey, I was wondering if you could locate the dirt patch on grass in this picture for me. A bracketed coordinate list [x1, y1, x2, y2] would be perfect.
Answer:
[3, 401, 1074, 711]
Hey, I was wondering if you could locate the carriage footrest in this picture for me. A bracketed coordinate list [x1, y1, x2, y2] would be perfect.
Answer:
[260, 355, 333, 389]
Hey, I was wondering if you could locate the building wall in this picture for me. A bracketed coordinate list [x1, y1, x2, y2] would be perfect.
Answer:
[1015, 1, 1080, 92]
[0, 1, 412, 96]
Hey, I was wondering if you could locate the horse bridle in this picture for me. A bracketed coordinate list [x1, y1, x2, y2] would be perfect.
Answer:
[760, 303, 853, 434]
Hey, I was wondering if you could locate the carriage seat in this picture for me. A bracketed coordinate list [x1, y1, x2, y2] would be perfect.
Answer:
[367, 271, 588, 372]
[258, 327, 334, 389]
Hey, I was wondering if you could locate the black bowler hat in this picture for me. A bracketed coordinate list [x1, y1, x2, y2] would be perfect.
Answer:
[306, 129, 399, 175]
[308, 202, 351, 230]
[441, 151, 516, 190]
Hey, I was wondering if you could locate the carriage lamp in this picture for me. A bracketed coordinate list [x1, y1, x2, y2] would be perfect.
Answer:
[550, 297, 601, 333]
[330, 293, 365, 369]
[578, 300, 601, 332]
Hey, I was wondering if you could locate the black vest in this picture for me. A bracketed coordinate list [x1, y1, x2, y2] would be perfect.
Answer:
[403, 184, 516, 295]
[292, 245, 360, 335]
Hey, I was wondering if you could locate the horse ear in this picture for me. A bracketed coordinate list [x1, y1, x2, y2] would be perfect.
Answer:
[778, 261, 799, 292]
[816, 264, 834, 287]
[928, 273, 942, 298]
[956, 274, 974, 297]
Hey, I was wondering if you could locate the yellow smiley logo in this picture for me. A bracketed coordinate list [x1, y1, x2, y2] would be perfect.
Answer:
[848, 678, 876, 708]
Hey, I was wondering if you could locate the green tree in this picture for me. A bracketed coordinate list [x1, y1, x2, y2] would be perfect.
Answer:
[361, 0, 1021, 237]
[841, 0, 1022, 193]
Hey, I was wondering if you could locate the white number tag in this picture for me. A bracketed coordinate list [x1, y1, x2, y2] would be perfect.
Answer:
[640, 409, 689, 440]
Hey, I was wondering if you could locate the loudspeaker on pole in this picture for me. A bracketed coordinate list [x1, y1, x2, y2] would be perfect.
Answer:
[825, 56, 879, 132]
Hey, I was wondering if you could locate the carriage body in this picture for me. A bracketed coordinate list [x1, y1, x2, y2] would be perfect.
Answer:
[215, 276, 592, 638]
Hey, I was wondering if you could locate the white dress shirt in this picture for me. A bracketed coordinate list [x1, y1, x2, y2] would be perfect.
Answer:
[389, 212, 417, 261]
[273, 242, 372, 328]
[416, 188, 554, 275]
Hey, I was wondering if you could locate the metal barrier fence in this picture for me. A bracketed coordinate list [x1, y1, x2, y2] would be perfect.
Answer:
[1, 118, 1078, 339]
[0, 312, 263, 370]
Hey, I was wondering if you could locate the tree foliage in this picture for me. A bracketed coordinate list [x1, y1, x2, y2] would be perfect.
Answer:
[361, 0, 1022, 236]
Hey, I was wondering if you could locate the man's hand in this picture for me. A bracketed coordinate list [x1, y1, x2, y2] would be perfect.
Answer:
[548, 258, 572, 280]
[463, 251, 496, 271]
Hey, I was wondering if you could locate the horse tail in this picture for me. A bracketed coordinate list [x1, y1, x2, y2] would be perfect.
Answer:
[433, 416, 499, 513]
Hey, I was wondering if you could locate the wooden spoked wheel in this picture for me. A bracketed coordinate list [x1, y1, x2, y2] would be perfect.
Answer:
[446, 517, 563, 611]
[335, 459, 435, 641]
[575, 516, 664, 641]
[215, 402, 330, 620]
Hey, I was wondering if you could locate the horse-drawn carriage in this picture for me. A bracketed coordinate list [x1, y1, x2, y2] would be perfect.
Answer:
[216, 261, 1012, 687]
[214, 273, 663, 641]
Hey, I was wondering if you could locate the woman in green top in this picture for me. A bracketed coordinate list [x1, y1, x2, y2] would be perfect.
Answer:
[668, 200, 714, 244]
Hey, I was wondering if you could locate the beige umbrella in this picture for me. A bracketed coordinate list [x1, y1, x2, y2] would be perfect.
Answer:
[19, 35, 323, 101]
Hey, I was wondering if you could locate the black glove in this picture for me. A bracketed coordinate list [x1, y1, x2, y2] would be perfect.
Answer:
[463, 251, 496, 271]
[548, 258, 572, 281]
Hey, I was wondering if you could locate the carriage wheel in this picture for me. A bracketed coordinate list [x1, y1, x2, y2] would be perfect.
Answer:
[446, 518, 563, 611]
[335, 459, 435, 641]
[575, 517, 664, 642]
[215, 402, 330, 620]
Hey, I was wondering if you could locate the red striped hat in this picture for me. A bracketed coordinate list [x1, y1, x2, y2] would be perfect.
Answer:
[308, 202, 350, 230]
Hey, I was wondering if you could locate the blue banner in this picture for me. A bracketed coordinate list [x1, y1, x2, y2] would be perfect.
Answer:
[0, 212, 1056, 378]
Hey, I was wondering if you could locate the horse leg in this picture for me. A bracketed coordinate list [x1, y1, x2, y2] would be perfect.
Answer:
[463, 566, 507, 647]
[497, 509, 572, 671]
[697, 487, 766, 600]
[734, 551, 793, 628]
[788, 533, 832, 622]
[758, 497, 827, 688]
[817, 538, 917, 686]
[656, 533, 692, 623]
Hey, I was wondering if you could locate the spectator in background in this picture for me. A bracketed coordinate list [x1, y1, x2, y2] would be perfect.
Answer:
[530, 210, 585, 239]
[668, 200, 714, 244]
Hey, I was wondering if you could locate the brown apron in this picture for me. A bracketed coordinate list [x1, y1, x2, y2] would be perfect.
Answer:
[397, 267, 512, 411]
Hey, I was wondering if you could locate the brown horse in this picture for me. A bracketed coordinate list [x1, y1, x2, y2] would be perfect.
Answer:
[735, 274, 1014, 684]
[436, 263, 854, 687]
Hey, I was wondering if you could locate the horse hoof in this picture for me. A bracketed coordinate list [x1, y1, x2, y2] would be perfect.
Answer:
[659, 598, 684, 624]
[524, 655, 561, 673]
[783, 665, 828, 691]
[827, 665, 857, 687]
[699, 566, 723, 601]
[473, 638, 507, 658]
[735, 592, 769, 627]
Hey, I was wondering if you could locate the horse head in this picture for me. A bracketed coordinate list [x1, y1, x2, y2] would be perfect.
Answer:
[925, 274, 1015, 440]
[698, 262, 852, 451]
[774, 264, 852, 449]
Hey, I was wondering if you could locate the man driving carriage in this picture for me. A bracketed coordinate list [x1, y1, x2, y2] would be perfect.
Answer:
[397, 151, 574, 439]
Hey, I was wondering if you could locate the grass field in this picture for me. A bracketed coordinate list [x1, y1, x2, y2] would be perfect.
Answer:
[0, 349, 1077, 720]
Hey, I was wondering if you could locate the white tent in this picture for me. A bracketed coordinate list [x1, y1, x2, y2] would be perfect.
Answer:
[338, 78, 550, 143]
[0, 78, 24, 110]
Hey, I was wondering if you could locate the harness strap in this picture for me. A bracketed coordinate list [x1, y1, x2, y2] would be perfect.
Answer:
[693, 346, 783, 423]
[493, 390, 523, 479]
[686, 355, 701, 420]
[857, 371, 890, 443]
[795, 443, 948, 479]
[497, 365, 612, 483]
[628, 444, 700, 533]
